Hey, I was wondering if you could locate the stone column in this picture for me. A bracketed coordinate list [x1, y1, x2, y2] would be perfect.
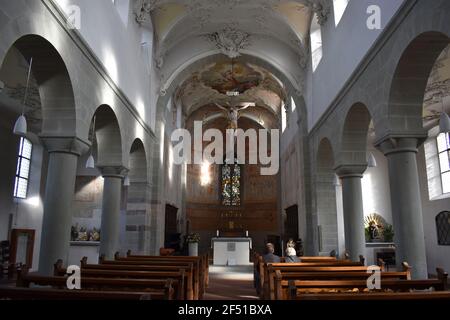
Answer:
[148, 120, 167, 255]
[335, 165, 367, 262]
[99, 166, 127, 259]
[377, 137, 428, 279]
[39, 137, 89, 275]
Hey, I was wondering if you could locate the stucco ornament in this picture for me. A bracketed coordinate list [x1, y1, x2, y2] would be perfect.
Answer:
[134, 0, 159, 25]
[207, 27, 251, 59]
[305, 0, 331, 25]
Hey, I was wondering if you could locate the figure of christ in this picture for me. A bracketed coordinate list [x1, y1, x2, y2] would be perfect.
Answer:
[214, 102, 255, 130]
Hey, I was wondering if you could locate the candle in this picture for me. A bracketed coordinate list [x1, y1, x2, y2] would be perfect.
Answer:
[246, 230, 249, 237]
[216, 230, 219, 237]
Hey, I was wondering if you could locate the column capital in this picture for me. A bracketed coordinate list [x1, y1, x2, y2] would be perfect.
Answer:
[40, 136, 90, 156]
[98, 166, 129, 179]
[334, 164, 367, 179]
[375, 134, 428, 157]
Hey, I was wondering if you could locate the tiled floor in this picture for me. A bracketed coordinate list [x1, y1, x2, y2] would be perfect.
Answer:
[203, 265, 260, 300]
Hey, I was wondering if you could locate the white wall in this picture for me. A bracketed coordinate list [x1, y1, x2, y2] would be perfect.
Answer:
[361, 147, 393, 225]
[0, 123, 46, 271]
[55, 0, 156, 129]
[306, 0, 405, 130]
[418, 146, 450, 276]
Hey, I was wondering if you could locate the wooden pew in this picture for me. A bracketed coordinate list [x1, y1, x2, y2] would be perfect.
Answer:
[127, 250, 210, 288]
[110, 254, 201, 299]
[257, 255, 367, 298]
[54, 260, 189, 300]
[116, 251, 207, 299]
[267, 263, 411, 300]
[99, 256, 201, 300]
[124, 251, 209, 291]
[0, 287, 155, 300]
[81, 257, 194, 300]
[297, 256, 338, 263]
[15, 267, 175, 300]
[274, 268, 449, 300]
[284, 291, 450, 301]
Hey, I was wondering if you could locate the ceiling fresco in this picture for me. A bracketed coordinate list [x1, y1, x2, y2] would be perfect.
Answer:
[200, 60, 263, 95]
[176, 59, 287, 119]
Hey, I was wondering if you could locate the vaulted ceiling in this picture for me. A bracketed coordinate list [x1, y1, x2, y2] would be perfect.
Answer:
[134, 0, 331, 124]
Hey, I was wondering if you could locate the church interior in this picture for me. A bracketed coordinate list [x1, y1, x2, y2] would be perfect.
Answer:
[1, 0, 450, 302]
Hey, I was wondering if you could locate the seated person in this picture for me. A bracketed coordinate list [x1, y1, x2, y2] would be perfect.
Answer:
[285, 247, 300, 263]
[255, 243, 280, 295]
[263, 243, 281, 263]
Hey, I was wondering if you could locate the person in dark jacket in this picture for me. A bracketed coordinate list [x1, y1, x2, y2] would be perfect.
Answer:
[263, 243, 281, 263]
[255, 243, 281, 295]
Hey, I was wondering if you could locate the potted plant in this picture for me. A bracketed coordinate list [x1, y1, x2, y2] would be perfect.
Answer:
[187, 233, 200, 256]
[383, 225, 395, 243]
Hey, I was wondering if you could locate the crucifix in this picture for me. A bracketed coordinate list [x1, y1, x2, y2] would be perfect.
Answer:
[214, 102, 255, 130]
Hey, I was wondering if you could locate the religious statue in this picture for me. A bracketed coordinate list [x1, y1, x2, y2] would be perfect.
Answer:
[89, 228, 101, 242]
[214, 102, 255, 130]
[77, 227, 88, 241]
[71, 224, 79, 241]
[368, 221, 380, 242]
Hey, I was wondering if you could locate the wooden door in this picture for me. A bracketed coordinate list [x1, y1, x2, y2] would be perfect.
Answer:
[164, 205, 179, 249]
[285, 205, 299, 243]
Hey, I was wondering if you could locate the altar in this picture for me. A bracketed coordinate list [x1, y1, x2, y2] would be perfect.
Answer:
[211, 237, 252, 266]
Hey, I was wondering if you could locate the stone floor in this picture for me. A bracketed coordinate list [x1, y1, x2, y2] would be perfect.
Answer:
[203, 265, 260, 300]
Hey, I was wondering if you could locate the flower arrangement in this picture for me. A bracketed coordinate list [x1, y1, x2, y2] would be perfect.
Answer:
[187, 233, 200, 243]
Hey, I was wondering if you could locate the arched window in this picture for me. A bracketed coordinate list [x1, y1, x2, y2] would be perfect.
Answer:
[437, 133, 450, 194]
[281, 103, 287, 133]
[14, 137, 33, 199]
[333, 0, 350, 27]
[221, 159, 241, 206]
[310, 14, 323, 72]
[436, 211, 450, 245]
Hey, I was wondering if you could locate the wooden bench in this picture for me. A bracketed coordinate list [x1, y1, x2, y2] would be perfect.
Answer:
[55, 260, 189, 300]
[284, 291, 450, 301]
[267, 263, 411, 300]
[274, 268, 449, 300]
[127, 251, 210, 288]
[98, 256, 199, 299]
[257, 255, 367, 298]
[0, 286, 156, 300]
[115, 252, 208, 299]
[81, 257, 194, 300]
[16, 267, 175, 300]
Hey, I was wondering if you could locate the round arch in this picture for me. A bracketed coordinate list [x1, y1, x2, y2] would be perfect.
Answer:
[0, 34, 77, 137]
[388, 32, 449, 133]
[339, 103, 373, 165]
[90, 105, 124, 167]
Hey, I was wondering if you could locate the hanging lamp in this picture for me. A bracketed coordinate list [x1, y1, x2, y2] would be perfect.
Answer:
[13, 57, 33, 136]
[368, 152, 377, 168]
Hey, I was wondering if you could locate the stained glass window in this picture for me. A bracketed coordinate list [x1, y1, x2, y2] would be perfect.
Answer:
[221, 160, 241, 206]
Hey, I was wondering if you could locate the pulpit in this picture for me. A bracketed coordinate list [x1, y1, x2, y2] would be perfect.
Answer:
[211, 237, 252, 266]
